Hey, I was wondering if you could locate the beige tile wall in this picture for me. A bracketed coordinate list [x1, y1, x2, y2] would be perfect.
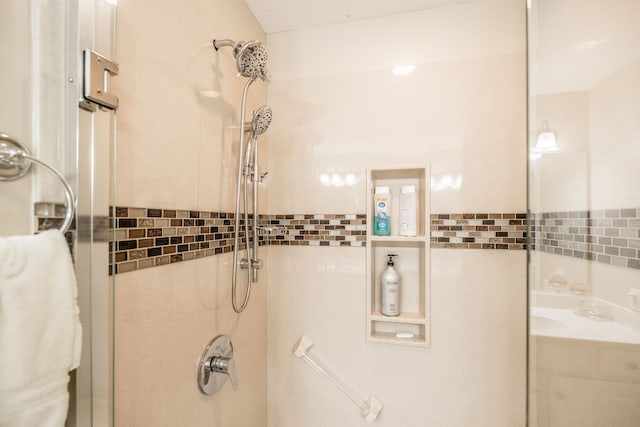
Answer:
[265, 1, 528, 425]
[112, 0, 532, 425]
[114, 257, 266, 427]
[266, 247, 526, 427]
[112, 0, 267, 425]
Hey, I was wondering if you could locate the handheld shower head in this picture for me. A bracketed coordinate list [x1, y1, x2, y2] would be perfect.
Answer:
[243, 105, 272, 173]
[213, 39, 270, 81]
[251, 105, 272, 136]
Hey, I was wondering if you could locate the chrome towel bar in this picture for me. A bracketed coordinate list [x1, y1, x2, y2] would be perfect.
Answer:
[0, 133, 75, 233]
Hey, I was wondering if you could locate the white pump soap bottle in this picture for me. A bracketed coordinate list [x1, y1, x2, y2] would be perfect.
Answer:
[380, 254, 400, 316]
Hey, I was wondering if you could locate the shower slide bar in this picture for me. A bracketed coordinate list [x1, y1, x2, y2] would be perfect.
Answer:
[294, 334, 384, 423]
[0, 133, 75, 233]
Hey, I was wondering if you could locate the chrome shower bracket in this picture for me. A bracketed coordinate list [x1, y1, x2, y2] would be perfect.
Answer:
[240, 258, 263, 270]
[197, 335, 238, 395]
[250, 170, 268, 183]
[257, 226, 288, 236]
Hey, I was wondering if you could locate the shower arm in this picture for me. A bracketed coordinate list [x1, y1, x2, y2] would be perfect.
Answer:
[212, 39, 236, 51]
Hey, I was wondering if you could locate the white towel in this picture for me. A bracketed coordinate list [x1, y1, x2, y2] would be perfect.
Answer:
[0, 230, 82, 427]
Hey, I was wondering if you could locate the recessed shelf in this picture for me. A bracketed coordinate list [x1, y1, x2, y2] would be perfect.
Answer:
[366, 165, 431, 348]
[370, 310, 425, 324]
[369, 336, 426, 347]
[369, 325, 427, 347]
[369, 235, 426, 243]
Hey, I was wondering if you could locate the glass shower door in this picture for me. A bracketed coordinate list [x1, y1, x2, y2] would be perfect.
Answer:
[0, 1, 116, 425]
[527, 0, 640, 425]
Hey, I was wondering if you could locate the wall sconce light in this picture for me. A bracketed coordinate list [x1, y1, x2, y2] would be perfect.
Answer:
[533, 120, 558, 153]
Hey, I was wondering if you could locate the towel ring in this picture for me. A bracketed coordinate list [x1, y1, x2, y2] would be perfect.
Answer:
[0, 133, 76, 233]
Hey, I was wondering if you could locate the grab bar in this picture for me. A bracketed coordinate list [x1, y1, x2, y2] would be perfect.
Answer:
[0, 133, 75, 233]
[294, 334, 383, 423]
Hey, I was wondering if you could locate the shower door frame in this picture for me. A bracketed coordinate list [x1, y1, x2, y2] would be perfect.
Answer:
[71, 0, 117, 425]
[0, 1, 115, 425]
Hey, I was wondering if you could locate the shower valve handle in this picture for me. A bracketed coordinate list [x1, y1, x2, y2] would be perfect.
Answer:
[197, 335, 237, 395]
[209, 356, 238, 390]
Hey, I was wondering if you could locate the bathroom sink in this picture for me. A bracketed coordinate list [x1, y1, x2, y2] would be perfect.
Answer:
[530, 291, 640, 344]
[531, 312, 567, 330]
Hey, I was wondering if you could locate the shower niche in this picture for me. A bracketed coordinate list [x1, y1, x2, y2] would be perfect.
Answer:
[366, 166, 431, 347]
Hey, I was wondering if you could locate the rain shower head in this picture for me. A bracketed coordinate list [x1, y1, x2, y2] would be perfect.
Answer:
[237, 42, 269, 81]
[251, 105, 272, 136]
[213, 38, 270, 81]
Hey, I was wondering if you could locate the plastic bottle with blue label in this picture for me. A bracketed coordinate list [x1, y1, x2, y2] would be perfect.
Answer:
[374, 186, 391, 236]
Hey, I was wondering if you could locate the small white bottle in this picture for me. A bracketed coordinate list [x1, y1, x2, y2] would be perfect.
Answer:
[380, 254, 400, 316]
[399, 185, 417, 236]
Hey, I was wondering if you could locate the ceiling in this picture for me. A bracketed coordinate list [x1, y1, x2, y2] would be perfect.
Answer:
[244, 0, 468, 34]
[244, 0, 640, 94]
[532, 0, 640, 93]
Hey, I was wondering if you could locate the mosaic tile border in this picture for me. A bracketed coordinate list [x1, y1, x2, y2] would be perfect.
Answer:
[35, 204, 74, 255]
[262, 214, 367, 247]
[430, 213, 527, 250]
[34, 203, 69, 233]
[531, 208, 640, 270]
[109, 207, 265, 275]
[109, 207, 532, 274]
[35, 204, 640, 273]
